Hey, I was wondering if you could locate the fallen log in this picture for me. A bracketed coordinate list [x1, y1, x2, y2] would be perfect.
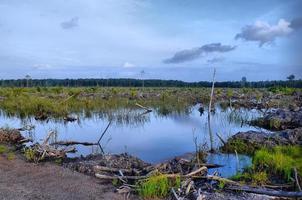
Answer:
[95, 173, 147, 180]
[186, 166, 207, 176]
[50, 141, 97, 146]
[93, 165, 140, 175]
[95, 169, 208, 180]
[226, 185, 302, 198]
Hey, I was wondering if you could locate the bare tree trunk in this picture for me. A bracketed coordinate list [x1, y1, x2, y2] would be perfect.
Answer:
[208, 68, 216, 152]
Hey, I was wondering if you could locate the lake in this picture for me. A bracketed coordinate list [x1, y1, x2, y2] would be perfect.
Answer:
[0, 104, 268, 177]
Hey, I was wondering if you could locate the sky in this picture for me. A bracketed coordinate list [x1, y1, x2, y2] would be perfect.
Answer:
[0, 0, 301, 81]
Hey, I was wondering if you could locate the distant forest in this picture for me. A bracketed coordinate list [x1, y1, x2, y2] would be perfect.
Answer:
[0, 78, 301, 88]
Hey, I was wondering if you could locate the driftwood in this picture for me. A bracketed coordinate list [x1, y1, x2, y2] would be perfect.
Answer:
[198, 163, 224, 169]
[18, 138, 33, 144]
[95, 166, 208, 180]
[226, 185, 302, 198]
[135, 103, 152, 112]
[176, 158, 223, 169]
[186, 166, 207, 176]
[204, 175, 239, 185]
[27, 131, 76, 162]
[51, 141, 97, 146]
[95, 173, 212, 180]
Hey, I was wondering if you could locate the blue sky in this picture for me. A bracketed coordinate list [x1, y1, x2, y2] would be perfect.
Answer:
[0, 0, 301, 81]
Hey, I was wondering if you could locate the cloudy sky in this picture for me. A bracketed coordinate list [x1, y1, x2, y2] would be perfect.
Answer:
[0, 0, 301, 81]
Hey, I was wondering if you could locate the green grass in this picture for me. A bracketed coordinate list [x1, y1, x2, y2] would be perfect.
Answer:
[24, 148, 38, 162]
[0, 87, 206, 119]
[7, 152, 15, 160]
[0, 145, 9, 154]
[136, 174, 180, 199]
[253, 146, 302, 180]
[220, 138, 259, 155]
[0, 145, 15, 161]
[232, 146, 302, 185]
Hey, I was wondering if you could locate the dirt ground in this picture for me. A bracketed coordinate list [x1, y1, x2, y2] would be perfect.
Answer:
[0, 154, 138, 200]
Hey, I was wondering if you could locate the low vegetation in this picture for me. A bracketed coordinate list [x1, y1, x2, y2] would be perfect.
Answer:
[232, 146, 302, 185]
[0, 86, 300, 121]
[0, 144, 15, 161]
[220, 138, 259, 155]
[136, 173, 181, 199]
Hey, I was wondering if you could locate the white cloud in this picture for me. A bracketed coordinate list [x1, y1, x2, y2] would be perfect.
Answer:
[123, 62, 136, 68]
[235, 19, 293, 46]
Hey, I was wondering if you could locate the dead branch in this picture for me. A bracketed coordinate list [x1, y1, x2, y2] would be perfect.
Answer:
[97, 121, 112, 144]
[135, 103, 152, 112]
[50, 141, 97, 146]
[42, 131, 56, 146]
[216, 133, 226, 146]
[204, 175, 239, 185]
[171, 188, 181, 200]
[226, 185, 302, 198]
[95, 173, 147, 180]
[294, 167, 302, 191]
[93, 165, 140, 175]
[186, 166, 207, 177]
[18, 138, 33, 144]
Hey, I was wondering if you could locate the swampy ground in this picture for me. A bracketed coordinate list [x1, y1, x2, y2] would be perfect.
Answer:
[0, 86, 301, 199]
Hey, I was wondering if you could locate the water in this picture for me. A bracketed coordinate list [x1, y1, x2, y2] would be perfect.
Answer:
[0, 105, 267, 177]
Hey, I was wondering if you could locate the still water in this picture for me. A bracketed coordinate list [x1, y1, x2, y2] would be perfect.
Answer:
[0, 105, 268, 177]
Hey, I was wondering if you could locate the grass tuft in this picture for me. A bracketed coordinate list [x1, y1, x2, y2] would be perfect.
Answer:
[137, 173, 180, 199]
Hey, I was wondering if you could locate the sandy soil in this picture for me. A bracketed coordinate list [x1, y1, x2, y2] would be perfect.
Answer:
[0, 154, 138, 200]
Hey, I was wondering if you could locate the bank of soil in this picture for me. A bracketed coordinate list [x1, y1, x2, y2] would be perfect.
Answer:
[0, 152, 136, 200]
[251, 108, 302, 131]
[221, 128, 302, 154]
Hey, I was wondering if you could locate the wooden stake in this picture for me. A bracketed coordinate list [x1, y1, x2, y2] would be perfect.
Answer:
[208, 68, 216, 152]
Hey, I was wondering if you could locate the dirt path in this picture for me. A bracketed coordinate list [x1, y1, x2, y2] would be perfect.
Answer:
[0, 154, 137, 200]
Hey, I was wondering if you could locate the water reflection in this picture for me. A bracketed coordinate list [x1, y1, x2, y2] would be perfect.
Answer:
[0, 105, 267, 164]
[207, 153, 251, 178]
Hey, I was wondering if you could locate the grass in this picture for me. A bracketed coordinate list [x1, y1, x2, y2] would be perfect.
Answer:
[136, 173, 181, 199]
[0, 145, 15, 160]
[220, 138, 259, 155]
[0, 87, 206, 119]
[231, 146, 302, 185]
[253, 146, 302, 180]
[7, 152, 15, 160]
[0, 145, 9, 154]
[0, 87, 299, 120]
[24, 148, 38, 162]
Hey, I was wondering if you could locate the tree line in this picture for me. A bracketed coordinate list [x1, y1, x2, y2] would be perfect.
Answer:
[0, 78, 301, 88]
